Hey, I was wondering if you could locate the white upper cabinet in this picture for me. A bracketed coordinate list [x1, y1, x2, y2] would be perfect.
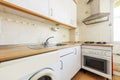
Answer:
[4, 0, 49, 17]
[3, 0, 77, 28]
[49, 0, 77, 27]
[64, 0, 77, 27]
[71, 1, 77, 27]
[49, 0, 65, 23]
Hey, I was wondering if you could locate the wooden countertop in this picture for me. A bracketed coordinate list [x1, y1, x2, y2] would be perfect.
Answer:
[0, 43, 82, 62]
[0, 42, 113, 62]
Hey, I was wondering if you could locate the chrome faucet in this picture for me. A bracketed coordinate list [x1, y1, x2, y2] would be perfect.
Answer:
[44, 36, 54, 46]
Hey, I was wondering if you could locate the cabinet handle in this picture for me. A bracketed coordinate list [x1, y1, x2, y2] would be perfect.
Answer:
[60, 60, 63, 70]
[60, 52, 74, 58]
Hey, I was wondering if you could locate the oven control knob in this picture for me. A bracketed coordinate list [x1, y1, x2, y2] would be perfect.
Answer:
[95, 52, 97, 54]
[102, 51, 104, 55]
[106, 52, 110, 57]
[104, 52, 106, 56]
[95, 52, 96, 54]
[95, 52, 97, 55]
[102, 51, 106, 55]
[104, 51, 110, 56]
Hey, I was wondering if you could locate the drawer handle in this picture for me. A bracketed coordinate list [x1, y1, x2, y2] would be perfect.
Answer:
[60, 52, 74, 58]
[60, 60, 63, 70]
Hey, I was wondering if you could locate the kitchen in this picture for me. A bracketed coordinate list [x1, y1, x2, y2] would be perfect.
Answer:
[0, 0, 120, 80]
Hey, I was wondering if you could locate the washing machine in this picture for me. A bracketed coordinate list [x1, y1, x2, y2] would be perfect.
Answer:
[19, 62, 61, 80]
[0, 51, 60, 80]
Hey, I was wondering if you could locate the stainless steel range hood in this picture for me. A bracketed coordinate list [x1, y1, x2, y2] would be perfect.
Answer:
[83, 0, 110, 25]
[83, 13, 110, 25]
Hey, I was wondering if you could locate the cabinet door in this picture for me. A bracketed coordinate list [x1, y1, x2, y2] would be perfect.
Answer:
[64, 0, 72, 25]
[4, 0, 49, 17]
[71, 1, 77, 27]
[60, 52, 76, 80]
[64, 0, 77, 27]
[49, 0, 65, 23]
[69, 46, 81, 78]
[75, 46, 81, 71]
[59, 46, 81, 80]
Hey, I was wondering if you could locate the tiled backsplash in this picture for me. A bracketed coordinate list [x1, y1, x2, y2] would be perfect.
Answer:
[0, 12, 119, 54]
[0, 12, 70, 45]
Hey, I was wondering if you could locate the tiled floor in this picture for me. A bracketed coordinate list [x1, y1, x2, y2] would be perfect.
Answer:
[72, 55, 120, 80]
[113, 75, 120, 80]
[72, 70, 107, 80]
[72, 69, 120, 80]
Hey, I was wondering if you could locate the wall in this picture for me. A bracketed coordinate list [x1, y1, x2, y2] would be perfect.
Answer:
[79, 22, 112, 42]
[77, 0, 112, 42]
[0, 12, 70, 45]
[77, 0, 120, 54]
[70, 0, 91, 42]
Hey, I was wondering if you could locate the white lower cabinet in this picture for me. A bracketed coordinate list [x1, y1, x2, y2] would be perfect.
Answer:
[59, 46, 81, 80]
[60, 53, 75, 80]
[0, 46, 81, 80]
[74, 46, 81, 75]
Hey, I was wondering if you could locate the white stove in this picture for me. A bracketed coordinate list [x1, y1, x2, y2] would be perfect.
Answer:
[82, 46, 111, 59]
[82, 45, 112, 79]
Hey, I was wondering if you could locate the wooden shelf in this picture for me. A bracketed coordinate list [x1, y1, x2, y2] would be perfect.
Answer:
[0, 1, 76, 29]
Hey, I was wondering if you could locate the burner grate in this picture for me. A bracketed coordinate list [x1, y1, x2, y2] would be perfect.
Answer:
[84, 41, 107, 44]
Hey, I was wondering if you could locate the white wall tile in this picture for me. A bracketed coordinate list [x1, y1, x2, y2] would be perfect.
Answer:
[0, 12, 69, 45]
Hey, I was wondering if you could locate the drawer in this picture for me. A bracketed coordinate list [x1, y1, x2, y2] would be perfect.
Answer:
[58, 46, 78, 57]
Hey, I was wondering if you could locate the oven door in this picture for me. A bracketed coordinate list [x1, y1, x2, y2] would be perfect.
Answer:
[83, 55, 107, 73]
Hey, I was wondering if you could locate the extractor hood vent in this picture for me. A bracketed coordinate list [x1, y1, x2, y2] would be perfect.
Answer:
[83, 0, 110, 25]
[83, 13, 110, 25]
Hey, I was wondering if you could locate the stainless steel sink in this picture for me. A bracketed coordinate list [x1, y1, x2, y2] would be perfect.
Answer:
[54, 43, 67, 46]
[27, 44, 46, 49]
[27, 43, 67, 49]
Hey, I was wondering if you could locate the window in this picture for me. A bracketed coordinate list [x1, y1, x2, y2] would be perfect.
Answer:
[113, 0, 120, 41]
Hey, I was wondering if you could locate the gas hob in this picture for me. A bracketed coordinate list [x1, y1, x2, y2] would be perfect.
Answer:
[84, 41, 107, 44]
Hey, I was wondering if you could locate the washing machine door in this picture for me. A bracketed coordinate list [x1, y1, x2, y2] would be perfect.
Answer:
[29, 68, 57, 80]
